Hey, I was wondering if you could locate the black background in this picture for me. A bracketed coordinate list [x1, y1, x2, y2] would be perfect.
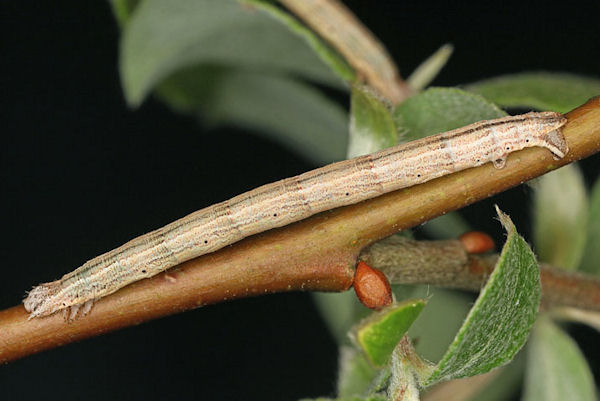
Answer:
[2, 1, 599, 400]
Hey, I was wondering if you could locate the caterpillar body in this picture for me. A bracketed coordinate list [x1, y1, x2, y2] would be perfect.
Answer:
[24, 111, 568, 319]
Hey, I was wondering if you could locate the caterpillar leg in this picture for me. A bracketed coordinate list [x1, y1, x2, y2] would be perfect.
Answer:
[63, 305, 80, 321]
[81, 299, 94, 316]
[60, 300, 95, 321]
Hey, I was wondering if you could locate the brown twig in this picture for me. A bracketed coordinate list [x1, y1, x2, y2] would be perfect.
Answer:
[361, 236, 600, 311]
[0, 98, 599, 363]
[278, 0, 413, 104]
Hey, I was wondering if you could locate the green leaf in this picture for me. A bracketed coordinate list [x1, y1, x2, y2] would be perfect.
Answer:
[523, 316, 596, 401]
[120, 0, 345, 106]
[393, 87, 507, 143]
[348, 85, 397, 158]
[424, 207, 540, 385]
[407, 44, 454, 91]
[159, 68, 348, 164]
[337, 346, 380, 398]
[313, 285, 468, 360]
[579, 176, 600, 274]
[352, 299, 426, 367]
[532, 164, 588, 270]
[464, 72, 600, 113]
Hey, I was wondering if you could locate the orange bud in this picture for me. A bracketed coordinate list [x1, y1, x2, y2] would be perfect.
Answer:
[459, 231, 495, 254]
[353, 261, 393, 310]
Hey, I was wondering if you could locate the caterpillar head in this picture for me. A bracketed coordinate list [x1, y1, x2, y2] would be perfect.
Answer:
[541, 127, 569, 160]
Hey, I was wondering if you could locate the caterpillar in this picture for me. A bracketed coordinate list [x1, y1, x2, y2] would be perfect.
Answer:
[24, 111, 568, 319]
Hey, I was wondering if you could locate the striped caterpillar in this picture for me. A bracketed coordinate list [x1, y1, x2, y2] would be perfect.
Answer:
[24, 111, 568, 319]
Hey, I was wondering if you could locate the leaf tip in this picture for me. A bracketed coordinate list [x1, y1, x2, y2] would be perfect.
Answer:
[353, 299, 426, 367]
[494, 205, 514, 235]
[117, 57, 146, 108]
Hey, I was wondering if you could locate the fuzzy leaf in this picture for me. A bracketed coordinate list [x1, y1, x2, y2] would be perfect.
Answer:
[353, 300, 426, 367]
[465, 72, 600, 113]
[523, 317, 596, 401]
[532, 164, 588, 270]
[393, 87, 507, 143]
[424, 207, 540, 385]
[120, 0, 345, 106]
[348, 85, 397, 158]
[579, 176, 600, 274]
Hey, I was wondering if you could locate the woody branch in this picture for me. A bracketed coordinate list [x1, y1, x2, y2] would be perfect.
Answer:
[0, 98, 598, 363]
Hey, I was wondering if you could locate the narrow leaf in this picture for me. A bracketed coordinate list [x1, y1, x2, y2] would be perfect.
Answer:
[579, 176, 600, 274]
[352, 299, 426, 367]
[160, 69, 348, 164]
[393, 87, 506, 143]
[523, 316, 596, 401]
[532, 164, 588, 270]
[465, 72, 600, 113]
[120, 0, 344, 106]
[407, 44, 454, 91]
[425, 207, 540, 385]
[348, 85, 397, 158]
